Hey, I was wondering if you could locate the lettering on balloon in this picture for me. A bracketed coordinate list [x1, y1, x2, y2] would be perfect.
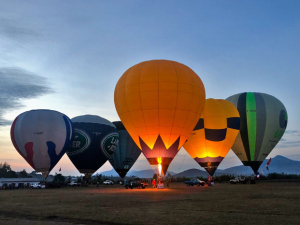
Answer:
[67, 129, 90, 156]
[273, 130, 284, 139]
[101, 132, 119, 158]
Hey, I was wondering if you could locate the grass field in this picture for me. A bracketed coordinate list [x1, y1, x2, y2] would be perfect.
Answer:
[0, 182, 299, 225]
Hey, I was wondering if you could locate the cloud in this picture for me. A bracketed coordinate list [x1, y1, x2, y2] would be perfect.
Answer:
[277, 140, 300, 148]
[0, 67, 53, 126]
[0, 18, 40, 41]
[285, 130, 300, 136]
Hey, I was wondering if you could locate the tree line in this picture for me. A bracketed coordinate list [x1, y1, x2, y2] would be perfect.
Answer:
[0, 162, 31, 178]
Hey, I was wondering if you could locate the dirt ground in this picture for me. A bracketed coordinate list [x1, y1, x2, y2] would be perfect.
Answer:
[0, 182, 299, 225]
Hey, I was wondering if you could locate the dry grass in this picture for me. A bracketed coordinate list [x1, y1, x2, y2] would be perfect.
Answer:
[0, 182, 299, 225]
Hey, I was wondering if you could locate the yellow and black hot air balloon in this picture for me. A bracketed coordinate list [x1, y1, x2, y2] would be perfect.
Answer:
[183, 99, 240, 176]
[114, 60, 206, 176]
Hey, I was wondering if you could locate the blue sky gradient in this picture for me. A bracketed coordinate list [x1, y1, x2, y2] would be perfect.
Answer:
[0, 1, 299, 175]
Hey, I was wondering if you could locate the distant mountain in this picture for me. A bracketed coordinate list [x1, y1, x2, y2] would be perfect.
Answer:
[98, 169, 176, 178]
[127, 169, 155, 178]
[97, 169, 119, 177]
[173, 169, 207, 178]
[216, 155, 300, 176]
[218, 165, 254, 176]
[97, 155, 300, 178]
[260, 155, 300, 175]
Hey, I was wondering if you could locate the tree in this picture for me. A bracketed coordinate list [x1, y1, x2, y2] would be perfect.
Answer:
[53, 173, 65, 183]
[0, 162, 11, 173]
[18, 169, 28, 178]
[0, 162, 17, 178]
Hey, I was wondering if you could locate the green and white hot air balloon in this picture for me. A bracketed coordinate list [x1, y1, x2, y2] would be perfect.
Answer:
[226, 92, 288, 173]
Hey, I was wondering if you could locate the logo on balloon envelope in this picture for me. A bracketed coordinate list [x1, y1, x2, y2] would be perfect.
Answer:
[101, 132, 119, 158]
[68, 129, 90, 156]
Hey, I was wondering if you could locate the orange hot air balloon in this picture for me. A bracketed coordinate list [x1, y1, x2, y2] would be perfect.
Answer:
[114, 60, 206, 176]
[183, 99, 240, 176]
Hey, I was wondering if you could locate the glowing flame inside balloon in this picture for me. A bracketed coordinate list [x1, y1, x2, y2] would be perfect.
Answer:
[158, 164, 162, 176]
[157, 157, 162, 176]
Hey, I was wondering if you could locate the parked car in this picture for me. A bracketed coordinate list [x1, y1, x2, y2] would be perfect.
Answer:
[124, 179, 148, 189]
[68, 181, 80, 187]
[230, 177, 248, 184]
[229, 178, 239, 184]
[185, 179, 205, 186]
[31, 183, 45, 189]
[103, 180, 114, 185]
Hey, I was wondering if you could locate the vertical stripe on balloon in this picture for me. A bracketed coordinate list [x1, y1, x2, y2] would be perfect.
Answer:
[246, 92, 257, 161]
[254, 93, 266, 161]
[237, 93, 251, 161]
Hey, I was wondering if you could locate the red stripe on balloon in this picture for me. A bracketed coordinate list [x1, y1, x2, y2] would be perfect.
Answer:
[10, 117, 36, 170]
[24, 142, 35, 168]
[10, 117, 23, 157]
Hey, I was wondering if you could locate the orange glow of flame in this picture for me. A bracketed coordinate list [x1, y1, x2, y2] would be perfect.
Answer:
[157, 157, 162, 176]
[158, 164, 162, 176]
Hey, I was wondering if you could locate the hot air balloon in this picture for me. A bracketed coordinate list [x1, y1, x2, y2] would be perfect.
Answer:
[108, 121, 141, 178]
[114, 60, 206, 176]
[226, 92, 288, 173]
[183, 99, 240, 176]
[10, 109, 73, 179]
[66, 115, 119, 177]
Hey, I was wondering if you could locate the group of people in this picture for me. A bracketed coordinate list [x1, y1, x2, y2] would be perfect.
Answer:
[152, 179, 169, 188]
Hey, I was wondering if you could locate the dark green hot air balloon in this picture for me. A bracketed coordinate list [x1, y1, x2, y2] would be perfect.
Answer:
[109, 121, 141, 178]
[226, 92, 288, 173]
[67, 115, 119, 177]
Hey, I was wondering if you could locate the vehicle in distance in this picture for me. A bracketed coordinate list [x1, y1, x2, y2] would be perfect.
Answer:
[31, 183, 45, 189]
[185, 178, 205, 186]
[230, 177, 247, 184]
[103, 180, 114, 185]
[68, 181, 80, 187]
[124, 179, 148, 189]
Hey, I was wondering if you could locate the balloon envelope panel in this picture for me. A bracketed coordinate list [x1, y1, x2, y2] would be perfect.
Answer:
[67, 115, 119, 175]
[184, 99, 240, 176]
[226, 92, 288, 173]
[114, 60, 206, 175]
[11, 110, 73, 178]
[109, 121, 141, 178]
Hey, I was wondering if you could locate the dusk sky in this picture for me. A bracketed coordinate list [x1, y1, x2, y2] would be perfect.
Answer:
[0, 1, 299, 176]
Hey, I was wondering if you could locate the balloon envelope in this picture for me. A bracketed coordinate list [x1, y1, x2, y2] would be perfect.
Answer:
[10, 109, 73, 178]
[114, 60, 206, 175]
[226, 92, 288, 173]
[184, 99, 240, 176]
[108, 121, 141, 178]
[66, 115, 119, 177]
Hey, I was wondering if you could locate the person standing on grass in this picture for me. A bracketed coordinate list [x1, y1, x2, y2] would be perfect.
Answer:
[152, 179, 156, 188]
[166, 180, 169, 187]
[96, 182, 99, 189]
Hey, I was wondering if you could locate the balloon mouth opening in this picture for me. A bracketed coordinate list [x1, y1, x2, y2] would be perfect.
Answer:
[41, 172, 49, 179]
